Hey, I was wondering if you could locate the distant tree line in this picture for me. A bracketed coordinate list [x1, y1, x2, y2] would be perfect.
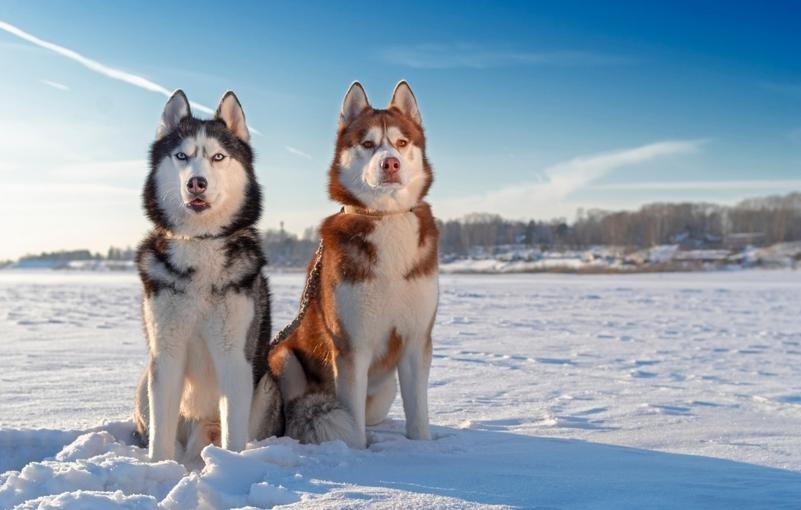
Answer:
[11, 193, 800, 267]
[19, 249, 101, 262]
[18, 247, 136, 264]
[258, 192, 801, 264]
[263, 225, 319, 268]
[438, 192, 801, 255]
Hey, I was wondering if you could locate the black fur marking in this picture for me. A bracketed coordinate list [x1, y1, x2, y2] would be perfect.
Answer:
[141, 277, 183, 297]
[131, 429, 148, 448]
[135, 232, 194, 297]
[212, 270, 259, 296]
[150, 236, 193, 279]
[223, 229, 264, 268]
[251, 274, 272, 388]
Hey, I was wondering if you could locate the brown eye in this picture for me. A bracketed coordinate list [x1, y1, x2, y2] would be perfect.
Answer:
[361, 140, 375, 149]
[396, 139, 408, 148]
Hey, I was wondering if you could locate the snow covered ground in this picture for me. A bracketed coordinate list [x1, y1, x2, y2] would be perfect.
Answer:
[1, 270, 800, 508]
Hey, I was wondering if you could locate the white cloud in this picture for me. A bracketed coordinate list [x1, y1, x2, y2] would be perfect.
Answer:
[285, 146, 312, 160]
[0, 20, 261, 134]
[381, 43, 632, 69]
[591, 179, 801, 191]
[436, 140, 703, 220]
[47, 160, 146, 181]
[40, 79, 69, 91]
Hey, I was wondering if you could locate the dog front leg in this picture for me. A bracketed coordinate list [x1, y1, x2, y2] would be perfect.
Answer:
[148, 351, 187, 460]
[208, 293, 255, 452]
[335, 350, 370, 448]
[213, 351, 253, 451]
[397, 333, 433, 441]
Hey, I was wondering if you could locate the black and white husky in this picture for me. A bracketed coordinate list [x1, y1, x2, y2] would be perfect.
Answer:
[133, 90, 281, 463]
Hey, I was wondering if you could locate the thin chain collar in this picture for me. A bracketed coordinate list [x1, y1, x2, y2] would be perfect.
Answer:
[159, 228, 238, 241]
[341, 204, 420, 217]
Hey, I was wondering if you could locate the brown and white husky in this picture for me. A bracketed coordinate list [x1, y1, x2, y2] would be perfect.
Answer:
[265, 81, 439, 448]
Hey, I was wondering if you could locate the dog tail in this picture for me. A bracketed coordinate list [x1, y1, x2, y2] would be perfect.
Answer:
[278, 351, 361, 447]
[284, 392, 360, 446]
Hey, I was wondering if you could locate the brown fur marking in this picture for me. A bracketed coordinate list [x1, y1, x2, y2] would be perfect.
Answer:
[320, 212, 379, 283]
[368, 328, 404, 379]
[404, 203, 439, 280]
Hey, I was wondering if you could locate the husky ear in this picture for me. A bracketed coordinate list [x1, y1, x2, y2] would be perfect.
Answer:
[389, 80, 421, 125]
[340, 82, 370, 126]
[157, 90, 191, 139]
[215, 91, 250, 142]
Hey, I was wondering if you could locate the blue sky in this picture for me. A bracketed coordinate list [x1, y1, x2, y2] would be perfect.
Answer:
[1, 1, 800, 259]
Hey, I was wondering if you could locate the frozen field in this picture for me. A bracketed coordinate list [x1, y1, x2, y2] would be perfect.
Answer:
[1, 270, 800, 508]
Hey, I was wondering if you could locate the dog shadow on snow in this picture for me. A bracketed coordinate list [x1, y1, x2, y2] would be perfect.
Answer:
[290, 418, 801, 509]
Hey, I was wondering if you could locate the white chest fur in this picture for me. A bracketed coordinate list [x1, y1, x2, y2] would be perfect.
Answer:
[141, 236, 260, 381]
[334, 213, 438, 356]
[141, 236, 257, 452]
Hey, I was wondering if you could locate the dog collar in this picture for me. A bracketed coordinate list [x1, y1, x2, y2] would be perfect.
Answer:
[341, 204, 420, 217]
[160, 229, 230, 241]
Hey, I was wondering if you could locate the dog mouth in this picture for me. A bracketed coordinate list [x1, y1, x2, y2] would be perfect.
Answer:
[380, 175, 402, 185]
[186, 198, 211, 213]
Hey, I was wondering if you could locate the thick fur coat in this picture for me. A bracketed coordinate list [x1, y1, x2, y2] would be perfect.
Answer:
[265, 81, 439, 448]
[133, 90, 281, 464]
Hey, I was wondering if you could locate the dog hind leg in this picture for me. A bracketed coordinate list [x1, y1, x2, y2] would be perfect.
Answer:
[250, 373, 284, 441]
[365, 374, 397, 426]
[334, 350, 370, 448]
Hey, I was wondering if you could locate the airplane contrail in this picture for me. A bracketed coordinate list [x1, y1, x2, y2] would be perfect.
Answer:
[0, 20, 263, 135]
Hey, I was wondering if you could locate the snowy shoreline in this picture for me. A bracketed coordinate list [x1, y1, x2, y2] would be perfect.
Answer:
[7, 241, 800, 275]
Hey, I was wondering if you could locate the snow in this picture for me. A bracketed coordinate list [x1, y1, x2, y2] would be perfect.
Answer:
[1, 270, 800, 508]
[440, 241, 801, 273]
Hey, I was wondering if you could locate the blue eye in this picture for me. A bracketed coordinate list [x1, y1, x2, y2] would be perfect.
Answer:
[212, 153, 226, 162]
[175, 152, 188, 161]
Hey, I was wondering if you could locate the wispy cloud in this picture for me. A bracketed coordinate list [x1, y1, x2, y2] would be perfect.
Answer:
[285, 146, 312, 160]
[0, 20, 261, 134]
[380, 43, 632, 69]
[40, 79, 69, 91]
[437, 140, 703, 220]
[591, 179, 801, 191]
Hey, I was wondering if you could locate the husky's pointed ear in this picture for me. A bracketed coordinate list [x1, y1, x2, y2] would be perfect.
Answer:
[340, 81, 370, 126]
[389, 80, 421, 125]
[215, 91, 250, 142]
[157, 90, 191, 139]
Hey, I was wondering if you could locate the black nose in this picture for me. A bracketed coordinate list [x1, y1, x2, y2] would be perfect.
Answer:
[187, 177, 207, 195]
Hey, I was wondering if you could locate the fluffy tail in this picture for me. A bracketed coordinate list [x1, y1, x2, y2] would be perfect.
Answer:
[279, 351, 361, 447]
[284, 392, 360, 446]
